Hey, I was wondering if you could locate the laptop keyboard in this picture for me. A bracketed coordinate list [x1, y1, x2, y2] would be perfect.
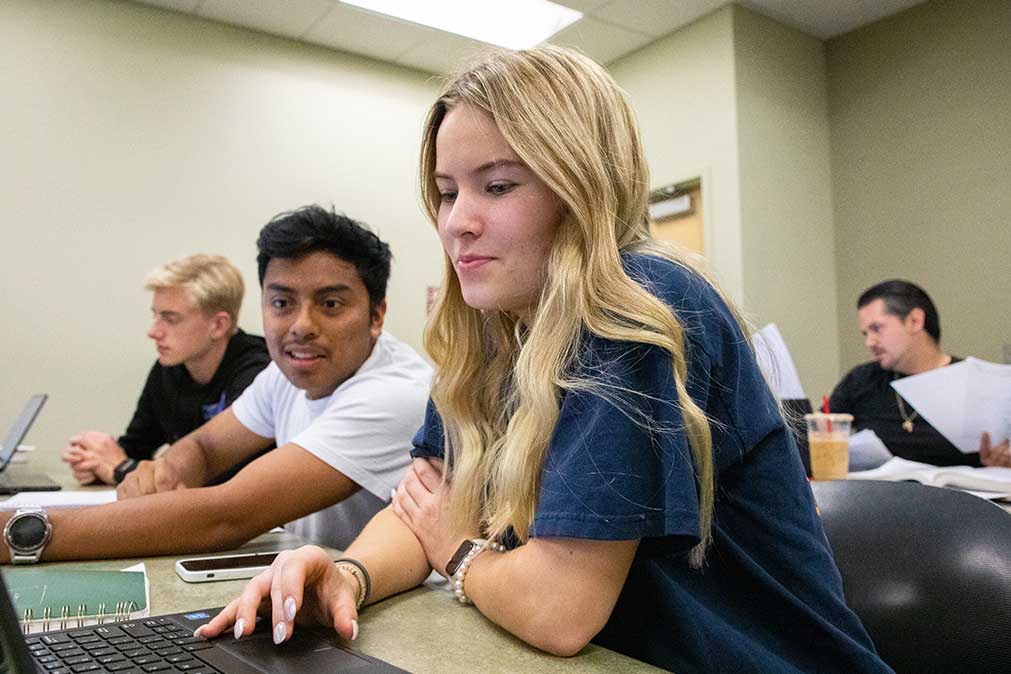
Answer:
[26, 618, 220, 674]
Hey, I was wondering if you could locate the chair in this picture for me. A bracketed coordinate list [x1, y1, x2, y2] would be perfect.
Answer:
[811, 479, 1011, 674]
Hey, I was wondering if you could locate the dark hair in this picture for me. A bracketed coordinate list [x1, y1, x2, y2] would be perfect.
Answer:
[857, 279, 940, 343]
[256, 205, 392, 311]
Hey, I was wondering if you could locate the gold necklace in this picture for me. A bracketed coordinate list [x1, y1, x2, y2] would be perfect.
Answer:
[895, 392, 918, 433]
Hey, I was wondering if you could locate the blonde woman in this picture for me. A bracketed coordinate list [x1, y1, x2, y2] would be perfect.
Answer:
[198, 47, 892, 673]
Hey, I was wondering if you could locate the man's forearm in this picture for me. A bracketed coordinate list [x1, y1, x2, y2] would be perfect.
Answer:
[0, 487, 259, 563]
[161, 433, 214, 487]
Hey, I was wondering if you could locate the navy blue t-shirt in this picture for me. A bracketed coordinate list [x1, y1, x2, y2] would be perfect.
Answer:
[412, 254, 892, 674]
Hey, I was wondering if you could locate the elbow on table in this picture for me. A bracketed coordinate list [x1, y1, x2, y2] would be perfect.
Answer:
[523, 609, 609, 658]
[535, 626, 598, 658]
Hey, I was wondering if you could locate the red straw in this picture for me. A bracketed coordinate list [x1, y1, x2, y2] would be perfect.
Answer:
[822, 395, 832, 432]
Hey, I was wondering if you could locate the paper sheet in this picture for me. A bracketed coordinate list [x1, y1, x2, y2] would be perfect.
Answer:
[891, 357, 1011, 453]
[752, 323, 806, 399]
[0, 489, 117, 510]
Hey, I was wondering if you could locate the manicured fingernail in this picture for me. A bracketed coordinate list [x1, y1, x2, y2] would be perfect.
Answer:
[284, 597, 296, 621]
[233, 618, 245, 640]
[273, 621, 286, 644]
[193, 625, 207, 638]
[351, 619, 359, 641]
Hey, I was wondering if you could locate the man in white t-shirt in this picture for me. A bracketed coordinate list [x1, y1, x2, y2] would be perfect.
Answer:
[0, 206, 432, 562]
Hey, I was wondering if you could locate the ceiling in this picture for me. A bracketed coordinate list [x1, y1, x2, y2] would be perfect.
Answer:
[130, 0, 926, 74]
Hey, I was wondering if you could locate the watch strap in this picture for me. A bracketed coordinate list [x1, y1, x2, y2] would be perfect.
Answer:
[113, 458, 139, 484]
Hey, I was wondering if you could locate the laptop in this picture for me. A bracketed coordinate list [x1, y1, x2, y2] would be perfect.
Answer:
[0, 571, 408, 674]
[0, 395, 62, 495]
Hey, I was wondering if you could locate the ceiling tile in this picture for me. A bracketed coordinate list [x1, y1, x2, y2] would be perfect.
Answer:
[554, 0, 612, 12]
[590, 0, 723, 38]
[550, 16, 654, 64]
[131, 0, 201, 12]
[304, 4, 430, 62]
[197, 0, 334, 40]
[394, 29, 492, 75]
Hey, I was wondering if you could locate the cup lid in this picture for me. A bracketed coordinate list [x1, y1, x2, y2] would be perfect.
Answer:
[803, 413, 853, 422]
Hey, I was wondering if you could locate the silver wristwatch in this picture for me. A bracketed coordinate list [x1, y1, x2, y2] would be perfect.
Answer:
[3, 507, 52, 564]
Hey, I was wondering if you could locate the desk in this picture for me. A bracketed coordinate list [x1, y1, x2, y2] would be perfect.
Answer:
[34, 531, 665, 674]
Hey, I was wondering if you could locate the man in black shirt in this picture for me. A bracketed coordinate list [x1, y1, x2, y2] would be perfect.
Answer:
[830, 279, 1008, 467]
[62, 254, 270, 484]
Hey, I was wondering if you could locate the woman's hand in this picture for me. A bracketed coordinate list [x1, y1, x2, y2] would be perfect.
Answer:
[391, 458, 471, 577]
[194, 545, 360, 644]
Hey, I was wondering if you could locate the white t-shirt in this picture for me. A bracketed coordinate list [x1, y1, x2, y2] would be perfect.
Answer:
[231, 331, 432, 549]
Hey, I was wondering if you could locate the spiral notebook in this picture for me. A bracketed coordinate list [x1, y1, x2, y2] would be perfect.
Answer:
[1, 566, 149, 633]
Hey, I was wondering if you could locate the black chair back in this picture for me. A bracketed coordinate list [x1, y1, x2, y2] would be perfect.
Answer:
[812, 479, 1011, 674]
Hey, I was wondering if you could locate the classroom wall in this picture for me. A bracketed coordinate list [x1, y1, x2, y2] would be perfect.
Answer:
[612, 6, 838, 398]
[609, 7, 744, 304]
[0, 0, 442, 461]
[827, 0, 1011, 371]
[733, 7, 838, 399]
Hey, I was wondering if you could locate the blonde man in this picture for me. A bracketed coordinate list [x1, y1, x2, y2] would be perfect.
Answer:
[62, 254, 270, 485]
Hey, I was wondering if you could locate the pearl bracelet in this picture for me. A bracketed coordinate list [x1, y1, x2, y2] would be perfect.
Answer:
[451, 539, 506, 605]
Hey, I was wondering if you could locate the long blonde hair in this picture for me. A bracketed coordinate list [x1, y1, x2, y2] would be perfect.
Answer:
[420, 46, 728, 566]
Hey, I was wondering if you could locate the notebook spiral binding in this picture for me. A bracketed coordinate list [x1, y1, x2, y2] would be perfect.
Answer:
[20, 600, 139, 634]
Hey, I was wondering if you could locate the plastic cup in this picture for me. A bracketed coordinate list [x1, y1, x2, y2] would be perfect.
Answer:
[804, 413, 853, 480]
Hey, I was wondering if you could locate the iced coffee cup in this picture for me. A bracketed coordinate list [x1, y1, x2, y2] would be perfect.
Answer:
[804, 413, 852, 480]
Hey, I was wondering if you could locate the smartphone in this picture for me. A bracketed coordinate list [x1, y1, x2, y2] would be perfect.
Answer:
[174, 551, 281, 583]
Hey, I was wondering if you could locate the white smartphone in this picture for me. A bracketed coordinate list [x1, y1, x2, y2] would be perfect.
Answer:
[174, 551, 281, 583]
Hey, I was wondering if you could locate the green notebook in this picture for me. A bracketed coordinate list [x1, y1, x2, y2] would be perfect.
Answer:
[1, 568, 148, 633]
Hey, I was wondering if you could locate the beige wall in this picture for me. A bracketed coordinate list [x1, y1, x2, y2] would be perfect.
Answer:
[827, 0, 1011, 371]
[613, 6, 838, 398]
[734, 7, 839, 399]
[609, 7, 744, 303]
[0, 0, 442, 459]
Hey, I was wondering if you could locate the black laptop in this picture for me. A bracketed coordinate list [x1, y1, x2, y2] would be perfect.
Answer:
[0, 570, 408, 674]
[0, 395, 62, 495]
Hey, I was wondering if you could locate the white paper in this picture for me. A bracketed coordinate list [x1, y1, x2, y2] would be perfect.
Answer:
[891, 357, 1011, 453]
[847, 429, 893, 471]
[752, 323, 806, 399]
[0, 489, 117, 510]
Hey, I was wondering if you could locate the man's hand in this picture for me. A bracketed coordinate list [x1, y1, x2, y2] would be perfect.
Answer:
[62, 431, 127, 485]
[117, 458, 186, 499]
[979, 432, 1011, 467]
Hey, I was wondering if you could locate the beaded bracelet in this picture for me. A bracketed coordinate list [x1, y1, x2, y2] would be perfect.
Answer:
[451, 539, 506, 605]
[334, 558, 371, 610]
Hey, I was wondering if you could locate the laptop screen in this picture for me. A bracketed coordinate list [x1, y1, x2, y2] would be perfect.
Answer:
[0, 395, 47, 471]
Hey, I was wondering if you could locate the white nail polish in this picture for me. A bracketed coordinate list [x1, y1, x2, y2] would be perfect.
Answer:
[351, 619, 359, 641]
[233, 618, 245, 640]
[193, 625, 207, 638]
[284, 597, 296, 621]
[273, 621, 286, 644]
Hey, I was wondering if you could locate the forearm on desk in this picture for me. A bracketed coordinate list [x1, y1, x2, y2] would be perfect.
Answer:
[2, 445, 364, 563]
[464, 537, 638, 657]
[343, 507, 432, 606]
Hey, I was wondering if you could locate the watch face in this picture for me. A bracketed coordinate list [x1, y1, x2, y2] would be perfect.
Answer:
[446, 540, 477, 576]
[10, 514, 47, 550]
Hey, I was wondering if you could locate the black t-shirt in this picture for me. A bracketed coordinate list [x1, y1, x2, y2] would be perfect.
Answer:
[119, 330, 271, 479]
[413, 255, 891, 674]
[829, 359, 980, 467]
